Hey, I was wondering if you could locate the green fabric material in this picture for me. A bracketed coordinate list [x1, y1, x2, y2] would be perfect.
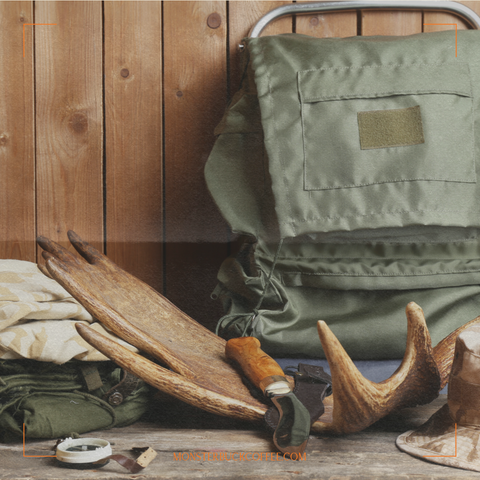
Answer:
[247, 30, 479, 237]
[213, 238, 480, 358]
[0, 360, 152, 441]
[205, 30, 480, 359]
[357, 105, 424, 150]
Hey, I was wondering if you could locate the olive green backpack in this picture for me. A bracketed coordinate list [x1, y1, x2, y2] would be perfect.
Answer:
[205, 21, 480, 359]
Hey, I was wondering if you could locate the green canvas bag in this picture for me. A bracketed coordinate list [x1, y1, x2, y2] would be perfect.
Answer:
[205, 28, 480, 359]
[0, 359, 152, 442]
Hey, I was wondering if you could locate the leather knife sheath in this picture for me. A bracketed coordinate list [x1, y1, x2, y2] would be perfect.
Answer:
[264, 363, 332, 430]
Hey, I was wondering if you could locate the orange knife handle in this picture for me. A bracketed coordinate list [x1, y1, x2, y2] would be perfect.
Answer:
[225, 337, 286, 394]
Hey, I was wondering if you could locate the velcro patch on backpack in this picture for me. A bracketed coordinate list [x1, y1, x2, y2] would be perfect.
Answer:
[357, 105, 425, 150]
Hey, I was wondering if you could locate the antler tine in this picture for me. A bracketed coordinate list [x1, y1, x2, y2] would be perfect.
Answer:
[67, 230, 108, 265]
[311, 302, 440, 434]
[76, 323, 266, 422]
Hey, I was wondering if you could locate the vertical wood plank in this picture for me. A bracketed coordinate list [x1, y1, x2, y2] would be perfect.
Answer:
[0, 2, 35, 261]
[362, 10, 422, 36]
[35, 1, 103, 256]
[164, 1, 228, 329]
[104, 1, 163, 293]
[423, 13, 468, 32]
[423, 0, 475, 32]
[229, 1, 293, 95]
[296, 8, 357, 38]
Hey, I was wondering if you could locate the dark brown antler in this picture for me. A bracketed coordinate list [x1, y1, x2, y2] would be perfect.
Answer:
[37, 231, 265, 414]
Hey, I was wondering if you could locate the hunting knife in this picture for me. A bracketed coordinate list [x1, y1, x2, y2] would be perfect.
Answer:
[225, 337, 310, 456]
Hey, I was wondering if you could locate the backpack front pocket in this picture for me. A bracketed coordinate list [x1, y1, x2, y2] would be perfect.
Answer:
[299, 63, 475, 191]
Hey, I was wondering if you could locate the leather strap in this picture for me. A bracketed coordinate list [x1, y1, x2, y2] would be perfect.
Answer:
[69, 448, 157, 472]
[105, 455, 143, 473]
[102, 370, 140, 406]
[264, 363, 332, 431]
[102, 447, 156, 473]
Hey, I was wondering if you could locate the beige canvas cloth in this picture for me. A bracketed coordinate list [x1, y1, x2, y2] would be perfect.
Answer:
[0, 260, 138, 364]
[397, 325, 480, 472]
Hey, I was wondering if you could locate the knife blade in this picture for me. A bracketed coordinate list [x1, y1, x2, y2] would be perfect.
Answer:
[225, 337, 310, 456]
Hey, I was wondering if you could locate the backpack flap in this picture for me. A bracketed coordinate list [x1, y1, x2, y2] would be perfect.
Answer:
[247, 31, 480, 238]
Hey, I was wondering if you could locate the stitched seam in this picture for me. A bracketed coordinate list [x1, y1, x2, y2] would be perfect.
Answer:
[303, 89, 471, 103]
[470, 90, 476, 178]
[302, 96, 307, 191]
[299, 62, 460, 72]
[282, 269, 480, 277]
[306, 177, 476, 190]
[298, 63, 472, 101]
[277, 208, 479, 226]
[268, 252, 480, 260]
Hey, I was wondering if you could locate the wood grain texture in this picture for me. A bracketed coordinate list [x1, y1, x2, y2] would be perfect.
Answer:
[104, 1, 163, 293]
[163, 1, 229, 329]
[4, 396, 480, 479]
[229, 1, 293, 95]
[423, 0, 477, 32]
[0, 2, 35, 261]
[295, 8, 357, 38]
[35, 1, 103, 257]
[3, 0, 480, 332]
[4, 396, 478, 480]
[361, 10, 422, 36]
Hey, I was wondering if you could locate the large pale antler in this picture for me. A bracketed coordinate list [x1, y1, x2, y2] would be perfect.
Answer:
[37, 232, 478, 435]
[313, 303, 438, 434]
[310, 305, 480, 434]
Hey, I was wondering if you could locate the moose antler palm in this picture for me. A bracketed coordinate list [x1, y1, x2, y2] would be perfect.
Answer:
[37, 231, 479, 434]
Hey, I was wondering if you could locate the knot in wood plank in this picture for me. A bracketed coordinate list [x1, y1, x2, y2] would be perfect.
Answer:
[68, 112, 88, 134]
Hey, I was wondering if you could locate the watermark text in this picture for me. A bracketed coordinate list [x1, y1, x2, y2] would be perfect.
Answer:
[173, 451, 306, 462]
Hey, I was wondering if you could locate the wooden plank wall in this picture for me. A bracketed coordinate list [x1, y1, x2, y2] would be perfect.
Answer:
[0, 1, 478, 331]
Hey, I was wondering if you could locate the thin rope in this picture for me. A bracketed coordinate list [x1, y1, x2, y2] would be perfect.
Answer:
[215, 239, 285, 337]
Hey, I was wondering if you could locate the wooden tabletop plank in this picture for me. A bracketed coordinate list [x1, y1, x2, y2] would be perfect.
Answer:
[1, 396, 478, 479]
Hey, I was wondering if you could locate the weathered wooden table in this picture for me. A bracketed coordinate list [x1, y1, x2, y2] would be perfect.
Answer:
[0, 395, 477, 479]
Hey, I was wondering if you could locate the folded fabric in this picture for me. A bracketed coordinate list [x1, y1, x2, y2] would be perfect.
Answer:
[0, 260, 139, 364]
[0, 359, 152, 441]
